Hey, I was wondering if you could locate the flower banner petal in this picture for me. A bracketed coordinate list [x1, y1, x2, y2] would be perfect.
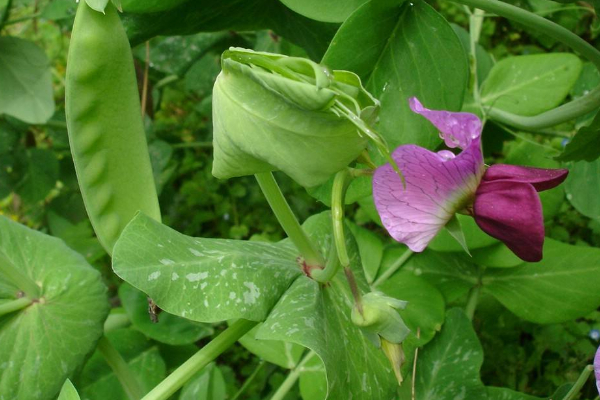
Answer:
[483, 164, 569, 192]
[373, 140, 483, 252]
[473, 180, 544, 262]
[409, 97, 482, 149]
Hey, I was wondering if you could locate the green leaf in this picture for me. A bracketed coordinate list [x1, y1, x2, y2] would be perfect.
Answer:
[347, 221, 383, 284]
[120, 0, 187, 13]
[564, 158, 600, 220]
[278, 0, 368, 23]
[85, 0, 109, 12]
[485, 387, 543, 400]
[238, 323, 304, 369]
[78, 329, 166, 400]
[323, 0, 469, 150]
[429, 215, 498, 252]
[298, 354, 327, 400]
[119, 283, 213, 345]
[483, 238, 600, 323]
[471, 243, 522, 268]
[122, 0, 339, 61]
[555, 112, 600, 162]
[399, 249, 478, 303]
[481, 53, 582, 116]
[113, 213, 301, 323]
[212, 49, 375, 187]
[414, 308, 485, 400]
[57, 380, 80, 400]
[0, 216, 109, 400]
[0, 37, 55, 124]
[378, 270, 445, 344]
[114, 212, 398, 399]
[15, 148, 59, 203]
[445, 215, 471, 256]
[180, 363, 227, 400]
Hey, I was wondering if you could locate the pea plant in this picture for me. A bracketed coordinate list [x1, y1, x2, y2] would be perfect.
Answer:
[1, 0, 600, 399]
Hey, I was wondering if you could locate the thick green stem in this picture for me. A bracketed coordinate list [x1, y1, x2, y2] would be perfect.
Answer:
[142, 319, 258, 400]
[103, 311, 131, 333]
[97, 336, 144, 400]
[465, 285, 481, 320]
[0, 297, 31, 317]
[469, 8, 485, 105]
[255, 172, 325, 268]
[449, 0, 600, 129]
[0, 252, 40, 298]
[332, 169, 352, 266]
[372, 249, 414, 288]
[312, 235, 341, 283]
[270, 351, 317, 400]
[562, 364, 593, 400]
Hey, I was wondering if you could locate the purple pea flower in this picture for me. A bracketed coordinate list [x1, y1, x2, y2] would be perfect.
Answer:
[372, 97, 568, 262]
[595, 345, 600, 395]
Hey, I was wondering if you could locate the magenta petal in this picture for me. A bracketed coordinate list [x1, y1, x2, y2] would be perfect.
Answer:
[409, 97, 482, 150]
[473, 180, 544, 262]
[373, 139, 484, 252]
[483, 164, 569, 192]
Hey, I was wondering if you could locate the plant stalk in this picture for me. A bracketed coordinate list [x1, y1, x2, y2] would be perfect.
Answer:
[0, 297, 31, 317]
[142, 319, 258, 400]
[255, 172, 325, 268]
[270, 351, 317, 400]
[231, 360, 266, 400]
[562, 364, 594, 400]
[372, 249, 413, 288]
[97, 336, 144, 400]
[465, 285, 481, 320]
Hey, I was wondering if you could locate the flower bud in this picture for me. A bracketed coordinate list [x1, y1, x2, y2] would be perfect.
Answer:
[351, 291, 410, 345]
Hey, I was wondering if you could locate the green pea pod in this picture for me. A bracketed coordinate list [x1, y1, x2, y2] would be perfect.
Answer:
[66, 1, 161, 254]
[212, 47, 383, 188]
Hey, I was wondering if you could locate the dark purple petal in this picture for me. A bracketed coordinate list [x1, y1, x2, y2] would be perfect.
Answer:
[483, 164, 569, 192]
[373, 137, 484, 252]
[409, 97, 482, 150]
[473, 180, 544, 262]
[595, 345, 600, 395]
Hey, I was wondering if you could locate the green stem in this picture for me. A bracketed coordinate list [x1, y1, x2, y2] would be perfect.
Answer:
[345, 266, 364, 314]
[469, 8, 485, 105]
[231, 360, 266, 400]
[332, 170, 352, 266]
[0, 297, 31, 317]
[0, 252, 40, 298]
[255, 172, 325, 268]
[449, 0, 600, 129]
[270, 351, 317, 400]
[465, 285, 481, 320]
[171, 141, 213, 149]
[372, 249, 414, 288]
[562, 364, 594, 400]
[3, 12, 41, 27]
[0, 0, 13, 30]
[142, 319, 258, 400]
[312, 235, 341, 283]
[97, 336, 144, 400]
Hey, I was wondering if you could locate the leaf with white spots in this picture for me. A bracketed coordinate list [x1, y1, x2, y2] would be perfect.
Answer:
[0, 216, 109, 400]
[112, 213, 301, 322]
[414, 308, 485, 400]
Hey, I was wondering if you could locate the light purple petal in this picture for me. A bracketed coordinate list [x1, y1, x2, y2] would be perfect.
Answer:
[373, 138, 484, 252]
[482, 164, 569, 192]
[409, 97, 482, 150]
[594, 345, 600, 395]
[473, 180, 544, 262]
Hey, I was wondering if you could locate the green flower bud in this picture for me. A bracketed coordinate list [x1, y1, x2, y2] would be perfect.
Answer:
[351, 291, 410, 345]
[212, 48, 380, 187]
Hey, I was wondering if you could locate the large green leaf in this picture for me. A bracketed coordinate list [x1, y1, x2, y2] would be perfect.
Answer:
[564, 158, 600, 220]
[555, 112, 600, 162]
[481, 53, 582, 116]
[0, 37, 55, 124]
[113, 213, 301, 323]
[323, 0, 469, 150]
[485, 387, 543, 400]
[119, 283, 213, 345]
[278, 0, 367, 22]
[483, 238, 600, 323]
[414, 308, 485, 400]
[0, 216, 109, 400]
[78, 329, 166, 400]
[15, 148, 59, 204]
[57, 380, 80, 400]
[113, 212, 398, 399]
[122, 0, 338, 60]
[180, 363, 227, 400]
[238, 323, 304, 368]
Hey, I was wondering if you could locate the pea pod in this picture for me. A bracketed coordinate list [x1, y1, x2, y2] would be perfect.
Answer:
[65, 1, 161, 254]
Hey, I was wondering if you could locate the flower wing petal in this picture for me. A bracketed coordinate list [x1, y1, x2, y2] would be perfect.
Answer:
[473, 180, 544, 262]
[373, 141, 483, 252]
[483, 164, 569, 192]
[409, 97, 482, 149]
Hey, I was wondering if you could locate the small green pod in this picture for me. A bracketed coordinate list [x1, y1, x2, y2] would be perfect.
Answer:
[66, 1, 161, 254]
